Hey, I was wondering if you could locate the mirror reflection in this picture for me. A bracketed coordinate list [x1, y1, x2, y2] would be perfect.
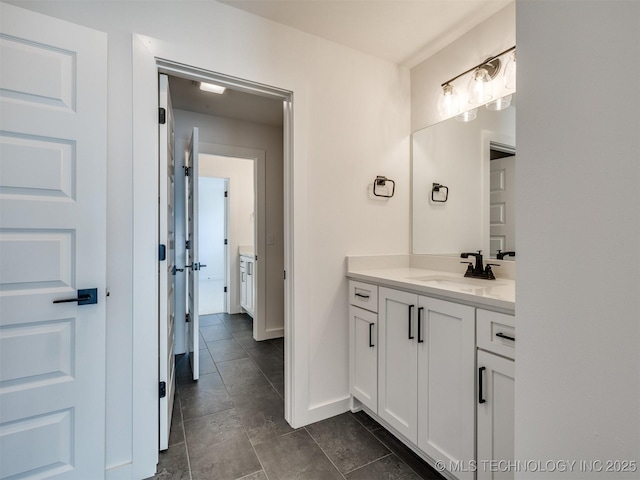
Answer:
[412, 98, 515, 259]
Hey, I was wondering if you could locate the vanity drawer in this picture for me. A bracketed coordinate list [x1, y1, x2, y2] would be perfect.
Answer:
[349, 280, 378, 313]
[477, 309, 515, 360]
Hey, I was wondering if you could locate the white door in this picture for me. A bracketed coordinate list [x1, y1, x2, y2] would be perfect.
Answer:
[378, 287, 418, 443]
[417, 296, 475, 480]
[186, 128, 200, 380]
[0, 4, 107, 479]
[477, 350, 515, 480]
[158, 74, 176, 450]
[490, 155, 516, 256]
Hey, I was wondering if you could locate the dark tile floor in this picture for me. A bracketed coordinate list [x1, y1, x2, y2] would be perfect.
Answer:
[149, 312, 445, 480]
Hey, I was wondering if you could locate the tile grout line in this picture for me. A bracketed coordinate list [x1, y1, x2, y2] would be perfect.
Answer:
[176, 387, 194, 480]
[341, 452, 395, 476]
[303, 426, 348, 480]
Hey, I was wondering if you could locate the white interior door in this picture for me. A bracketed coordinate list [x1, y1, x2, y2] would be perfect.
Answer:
[0, 4, 107, 479]
[186, 128, 200, 380]
[158, 74, 176, 450]
[490, 155, 516, 255]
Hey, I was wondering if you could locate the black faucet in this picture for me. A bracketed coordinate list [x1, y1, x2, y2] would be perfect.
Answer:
[460, 250, 499, 280]
[497, 250, 516, 260]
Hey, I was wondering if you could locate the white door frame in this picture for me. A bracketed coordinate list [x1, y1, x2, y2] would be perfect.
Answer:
[131, 42, 296, 470]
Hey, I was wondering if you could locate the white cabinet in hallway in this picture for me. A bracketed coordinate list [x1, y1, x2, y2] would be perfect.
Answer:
[240, 254, 255, 317]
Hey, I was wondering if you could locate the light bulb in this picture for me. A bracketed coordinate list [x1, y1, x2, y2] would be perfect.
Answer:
[437, 84, 460, 117]
[504, 51, 516, 90]
[467, 67, 493, 105]
[486, 94, 512, 111]
[455, 108, 478, 123]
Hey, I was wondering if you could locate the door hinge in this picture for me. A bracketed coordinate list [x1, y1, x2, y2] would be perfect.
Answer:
[159, 244, 166, 261]
[184, 166, 191, 177]
[186, 313, 191, 323]
[224, 191, 228, 197]
[159, 381, 166, 398]
[224, 286, 228, 293]
[224, 239, 228, 245]
[159, 108, 166, 125]
[284, 270, 286, 280]
[185, 240, 191, 250]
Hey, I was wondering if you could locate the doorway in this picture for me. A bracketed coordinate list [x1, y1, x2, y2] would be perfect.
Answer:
[198, 176, 229, 316]
[157, 64, 290, 444]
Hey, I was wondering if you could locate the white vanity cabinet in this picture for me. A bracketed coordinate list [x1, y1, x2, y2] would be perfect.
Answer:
[240, 254, 255, 317]
[348, 281, 378, 413]
[476, 309, 515, 480]
[378, 287, 475, 480]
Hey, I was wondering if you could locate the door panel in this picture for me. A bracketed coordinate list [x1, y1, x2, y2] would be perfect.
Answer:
[490, 155, 516, 254]
[0, 3, 107, 479]
[158, 74, 176, 450]
[186, 128, 200, 380]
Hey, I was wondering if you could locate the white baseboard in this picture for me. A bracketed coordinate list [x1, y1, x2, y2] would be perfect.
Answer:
[305, 396, 351, 425]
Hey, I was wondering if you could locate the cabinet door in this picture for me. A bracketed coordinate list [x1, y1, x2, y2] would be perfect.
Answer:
[349, 305, 378, 412]
[246, 260, 254, 312]
[240, 261, 247, 309]
[477, 350, 515, 480]
[378, 287, 418, 443]
[417, 296, 475, 480]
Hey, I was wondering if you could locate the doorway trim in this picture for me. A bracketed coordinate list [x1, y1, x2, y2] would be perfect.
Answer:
[132, 39, 296, 472]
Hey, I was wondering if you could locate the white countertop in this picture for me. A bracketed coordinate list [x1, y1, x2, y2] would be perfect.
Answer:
[348, 266, 515, 313]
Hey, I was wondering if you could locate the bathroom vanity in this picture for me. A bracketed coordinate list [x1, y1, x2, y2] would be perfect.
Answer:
[347, 255, 515, 480]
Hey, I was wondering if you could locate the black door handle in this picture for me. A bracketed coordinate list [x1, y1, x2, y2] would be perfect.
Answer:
[408, 304, 414, 340]
[200, 263, 207, 268]
[478, 366, 486, 404]
[369, 323, 375, 347]
[53, 288, 98, 305]
[417, 307, 424, 343]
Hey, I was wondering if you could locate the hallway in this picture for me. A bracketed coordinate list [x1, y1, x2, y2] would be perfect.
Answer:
[149, 313, 444, 480]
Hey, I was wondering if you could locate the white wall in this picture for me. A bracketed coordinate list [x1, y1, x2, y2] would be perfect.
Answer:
[515, 1, 640, 475]
[411, 3, 515, 132]
[6, 1, 411, 475]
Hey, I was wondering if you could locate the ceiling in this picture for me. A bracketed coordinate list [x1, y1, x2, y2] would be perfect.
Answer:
[169, 0, 512, 125]
[216, 0, 512, 67]
[169, 76, 284, 127]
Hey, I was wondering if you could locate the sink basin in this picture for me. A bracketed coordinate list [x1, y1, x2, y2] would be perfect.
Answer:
[406, 275, 506, 292]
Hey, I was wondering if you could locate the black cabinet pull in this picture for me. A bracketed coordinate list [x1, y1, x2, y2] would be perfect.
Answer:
[355, 292, 370, 299]
[369, 323, 375, 347]
[478, 366, 486, 404]
[495, 332, 515, 342]
[417, 307, 424, 343]
[408, 304, 414, 339]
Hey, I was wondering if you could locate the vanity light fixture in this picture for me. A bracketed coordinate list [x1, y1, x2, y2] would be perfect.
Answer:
[486, 94, 512, 111]
[503, 50, 516, 89]
[199, 81, 226, 94]
[437, 46, 516, 118]
[455, 108, 478, 123]
[437, 84, 460, 117]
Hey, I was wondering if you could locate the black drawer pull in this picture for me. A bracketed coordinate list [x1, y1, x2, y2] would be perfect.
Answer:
[479, 366, 486, 404]
[495, 332, 515, 342]
[417, 307, 424, 343]
[369, 323, 375, 347]
[408, 304, 414, 339]
[354, 292, 370, 299]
